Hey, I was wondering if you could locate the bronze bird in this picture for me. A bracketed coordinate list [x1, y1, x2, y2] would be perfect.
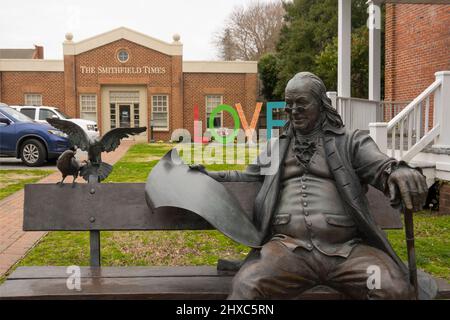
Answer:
[56, 148, 84, 187]
[47, 118, 146, 182]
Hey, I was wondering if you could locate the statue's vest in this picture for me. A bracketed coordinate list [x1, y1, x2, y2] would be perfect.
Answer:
[271, 137, 360, 257]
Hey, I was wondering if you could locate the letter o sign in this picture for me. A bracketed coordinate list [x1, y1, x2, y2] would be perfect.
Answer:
[208, 104, 240, 144]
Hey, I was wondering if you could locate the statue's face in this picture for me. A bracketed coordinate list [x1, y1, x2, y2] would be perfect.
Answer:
[285, 79, 321, 134]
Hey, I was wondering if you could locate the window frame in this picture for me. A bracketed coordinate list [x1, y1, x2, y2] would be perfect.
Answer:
[151, 95, 169, 132]
[117, 49, 130, 63]
[20, 108, 37, 120]
[24, 93, 42, 106]
[205, 95, 224, 129]
[79, 94, 97, 122]
[38, 108, 58, 121]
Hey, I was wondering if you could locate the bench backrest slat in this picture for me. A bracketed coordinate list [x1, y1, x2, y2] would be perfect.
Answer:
[23, 182, 401, 231]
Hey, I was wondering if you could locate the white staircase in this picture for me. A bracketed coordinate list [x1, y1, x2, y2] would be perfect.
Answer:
[369, 71, 450, 186]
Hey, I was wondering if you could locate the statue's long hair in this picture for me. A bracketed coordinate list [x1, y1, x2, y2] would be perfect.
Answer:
[284, 72, 344, 131]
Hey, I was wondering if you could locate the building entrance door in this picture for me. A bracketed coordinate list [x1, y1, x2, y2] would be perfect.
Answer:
[119, 104, 131, 128]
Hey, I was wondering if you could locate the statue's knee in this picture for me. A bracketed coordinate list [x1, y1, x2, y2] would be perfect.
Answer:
[228, 264, 265, 300]
[229, 276, 261, 300]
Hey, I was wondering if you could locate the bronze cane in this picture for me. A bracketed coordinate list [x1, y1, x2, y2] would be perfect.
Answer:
[404, 208, 419, 299]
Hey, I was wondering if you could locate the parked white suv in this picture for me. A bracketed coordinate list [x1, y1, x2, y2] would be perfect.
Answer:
[11, 106, 99, 139]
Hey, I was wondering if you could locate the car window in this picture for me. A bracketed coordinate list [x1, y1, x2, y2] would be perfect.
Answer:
[0, 111, 8, 120]
[20, 108, 36, 119]
[54, 109, 70, 119]
[0, 107, 33, 122]
[39, 109, 58, 120]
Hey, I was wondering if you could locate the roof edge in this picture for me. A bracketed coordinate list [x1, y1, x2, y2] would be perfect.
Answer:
[0, 59, 64, 72]
[63, 27, 183, 56]
[183, 60, 258, 74]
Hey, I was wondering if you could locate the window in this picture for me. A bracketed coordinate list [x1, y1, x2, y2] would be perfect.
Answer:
[80, 94, 97, 122]
[110, 103, 116, 129]
[117, 49, 129, 63]
[206, 95, 223, 128]
[152, 95, 169, 130]
[20, 108, 36, 119]
[133, 103, 140, 127]
[24, 94, 42, 106]
[39, 109, 57, 121]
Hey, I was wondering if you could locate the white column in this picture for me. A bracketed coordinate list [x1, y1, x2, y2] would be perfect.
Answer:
[369, 122, 388, 154]
[433, 71, 450, 148]
[368, 1, 381, 101]
[338, 0, 352, 98]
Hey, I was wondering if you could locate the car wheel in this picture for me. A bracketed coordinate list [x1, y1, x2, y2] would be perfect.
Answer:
[20, 139, 47, 167]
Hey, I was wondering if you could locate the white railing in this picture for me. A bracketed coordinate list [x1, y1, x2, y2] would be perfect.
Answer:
[336, 96, 382, 131]
[370, 71, 450, 163]
[381, 101, 410, 122]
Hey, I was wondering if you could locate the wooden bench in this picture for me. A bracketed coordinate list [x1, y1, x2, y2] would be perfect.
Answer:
[0, 182, 448, 299]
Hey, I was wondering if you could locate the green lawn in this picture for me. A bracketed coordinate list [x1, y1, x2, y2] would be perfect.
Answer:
[0, 169, 53, 201]
[11, 143, 450, 282]
[17, 143, 251, 270]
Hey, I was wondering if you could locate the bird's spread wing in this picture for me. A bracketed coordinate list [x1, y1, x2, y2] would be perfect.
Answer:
[100, 127, 147, 152]
[47, 118, 90, 151]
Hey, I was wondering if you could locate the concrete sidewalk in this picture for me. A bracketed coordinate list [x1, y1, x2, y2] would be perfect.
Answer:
[0, 140, 135, 276]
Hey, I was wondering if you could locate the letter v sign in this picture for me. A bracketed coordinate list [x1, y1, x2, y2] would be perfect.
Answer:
[235, 102, 263, 142]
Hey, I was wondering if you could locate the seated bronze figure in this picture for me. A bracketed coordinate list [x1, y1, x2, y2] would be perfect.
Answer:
[189, 72, 429, 300]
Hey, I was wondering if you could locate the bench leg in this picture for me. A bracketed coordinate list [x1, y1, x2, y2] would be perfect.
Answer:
[90, 231, 101, 267]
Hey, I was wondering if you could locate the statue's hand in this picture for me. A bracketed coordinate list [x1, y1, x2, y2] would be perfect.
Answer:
[387, 166, 428, 211]
[188, 164, 208, 176]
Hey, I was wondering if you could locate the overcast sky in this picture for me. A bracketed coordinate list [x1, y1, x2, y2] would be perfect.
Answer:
[0, 0, 277, 61]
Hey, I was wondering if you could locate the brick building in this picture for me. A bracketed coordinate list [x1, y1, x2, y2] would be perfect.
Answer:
[384, 3, 450, 104]
[0, 27, 258, 141]
[384, 3, 450, 214]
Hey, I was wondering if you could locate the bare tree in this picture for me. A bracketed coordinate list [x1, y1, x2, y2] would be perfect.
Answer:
[214, 1, 285, 61]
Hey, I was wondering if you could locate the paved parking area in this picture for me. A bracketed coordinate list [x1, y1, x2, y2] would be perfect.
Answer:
[0, 141, 134, 276]
[0, 151, 88, 170]
[0, 158, 57, 170]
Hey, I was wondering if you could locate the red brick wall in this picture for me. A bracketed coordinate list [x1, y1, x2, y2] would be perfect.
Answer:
[439, 183, 450, 215]
[70, 39, 176, 139]
[0, 71, 65, 107]
[182, 73, 258, 141]
[385, 4, 450, 108]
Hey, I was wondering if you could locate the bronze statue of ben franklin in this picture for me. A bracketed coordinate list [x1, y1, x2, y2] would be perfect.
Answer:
[192, 72, 429, 300]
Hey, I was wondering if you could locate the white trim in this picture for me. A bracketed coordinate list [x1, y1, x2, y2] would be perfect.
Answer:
[183, 61, 257, 74]
[435, 71, 450, 76]
[63, 27, 183, 56]
[0, 59, 64, 71]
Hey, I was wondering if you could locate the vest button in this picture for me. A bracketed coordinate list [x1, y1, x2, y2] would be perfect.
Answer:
[304, 211, 309, 216]
[303, 202, 308, 207]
